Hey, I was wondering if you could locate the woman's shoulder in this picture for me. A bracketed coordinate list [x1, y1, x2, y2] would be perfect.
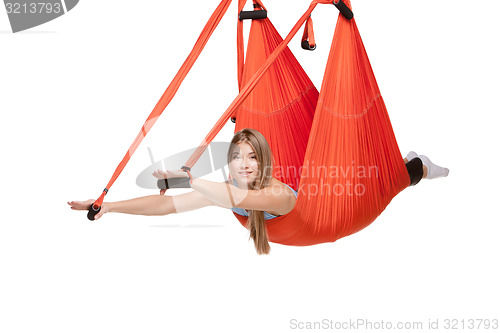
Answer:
[227, 177, 295, 198]
[269, 178, 297, 197]
[228, 177, 296, 216]
[265, 178, 297, 215]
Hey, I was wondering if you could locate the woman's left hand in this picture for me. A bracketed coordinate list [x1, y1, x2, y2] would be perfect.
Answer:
[67, 199, 110, 220]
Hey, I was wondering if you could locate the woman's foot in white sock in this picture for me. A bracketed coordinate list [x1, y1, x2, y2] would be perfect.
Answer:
[419, 155, 449, 179]
[405, 151, 418, 162]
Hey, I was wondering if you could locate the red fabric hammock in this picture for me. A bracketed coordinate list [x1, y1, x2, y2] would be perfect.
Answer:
[234, 11, 318, 190]
[91, 0, 410, 246]
[232, 0, 410, 245]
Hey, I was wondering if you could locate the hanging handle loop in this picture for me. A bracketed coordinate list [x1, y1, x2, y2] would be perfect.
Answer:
[333, 0, 353, 20]
[301, 15, 316, 50]
[239, 8, 267, 20]
[87, 202, 101, 221]
[87, 188, 107, 220]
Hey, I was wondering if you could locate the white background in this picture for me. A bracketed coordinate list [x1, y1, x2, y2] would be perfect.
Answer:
[1, 1, 499, 332]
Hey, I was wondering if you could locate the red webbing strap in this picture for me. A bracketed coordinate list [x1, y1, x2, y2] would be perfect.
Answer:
[93, 0, 232, 208]
[301, 15, 316, 48]
[237, 0, 246, 89]
[237, 0, 267, 89]
[184, 0, 333, 170]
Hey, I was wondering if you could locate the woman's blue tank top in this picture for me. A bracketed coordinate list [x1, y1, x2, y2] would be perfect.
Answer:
[230, 178, 298, 220]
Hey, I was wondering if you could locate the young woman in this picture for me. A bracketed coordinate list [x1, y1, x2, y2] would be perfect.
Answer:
[68, 128, 449, 254]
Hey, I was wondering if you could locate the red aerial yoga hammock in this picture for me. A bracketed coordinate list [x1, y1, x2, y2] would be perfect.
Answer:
[232, 0, 410, 245]
[234, 1, 318, 191]
[88, 0, 411, 247]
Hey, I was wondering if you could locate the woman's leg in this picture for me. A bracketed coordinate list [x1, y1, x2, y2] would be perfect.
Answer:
[404, 157, 428, 178]
[404, 153, 448, 186]
[405, 157, 425, 186]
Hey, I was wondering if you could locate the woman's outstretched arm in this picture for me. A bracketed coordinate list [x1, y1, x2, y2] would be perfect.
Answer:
[191, 178, 295, 215]
[68, 190, 222, 220]
[153, 169, 295, 214]
[109, 195, 174, 216]
[153, 169, 239, 209]
[68, 195, 176, 220]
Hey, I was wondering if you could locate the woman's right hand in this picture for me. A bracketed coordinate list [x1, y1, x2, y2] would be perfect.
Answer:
[67, 199, 110, 220]
[153, 169, 190, 195]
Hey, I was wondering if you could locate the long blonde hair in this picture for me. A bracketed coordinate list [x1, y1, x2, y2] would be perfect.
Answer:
[228, 128, 273, 255]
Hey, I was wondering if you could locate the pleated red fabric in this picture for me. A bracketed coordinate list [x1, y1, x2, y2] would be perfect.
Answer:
[234, 0, 411, 245]
[183, 1, 325, 169]
[234, 16, 319, 190]
[91, 0, 411, 246]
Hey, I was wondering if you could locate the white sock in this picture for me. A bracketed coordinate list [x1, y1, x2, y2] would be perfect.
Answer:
[405, 151, 418, 161]
[419, 155, 449, 179]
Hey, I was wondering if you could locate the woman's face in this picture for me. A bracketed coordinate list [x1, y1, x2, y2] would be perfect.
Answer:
[229, 142, 259, 186]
